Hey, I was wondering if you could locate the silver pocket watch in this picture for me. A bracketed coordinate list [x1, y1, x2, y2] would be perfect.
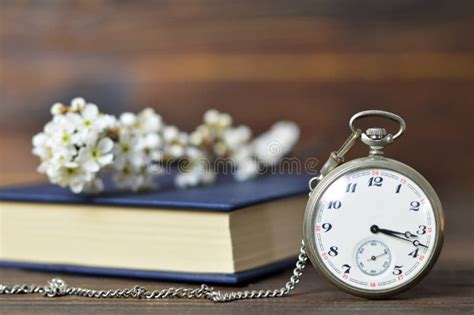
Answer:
[303, 110, 445, 298]
[0, 110, 444, 301]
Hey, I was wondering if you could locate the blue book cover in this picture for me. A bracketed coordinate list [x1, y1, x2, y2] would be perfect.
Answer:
[0, 174, 311, 284]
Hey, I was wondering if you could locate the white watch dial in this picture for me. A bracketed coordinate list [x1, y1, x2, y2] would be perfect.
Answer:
[313, 168, 437, 291]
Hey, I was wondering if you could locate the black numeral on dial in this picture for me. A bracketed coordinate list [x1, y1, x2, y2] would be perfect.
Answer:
[395, 184, 402, 193]
[393, 265, 403, 275]
[342, 264, 351, 274]
[328, 246, 339, 257]
[408, 248, 419, 258]
[368, 176, 383, 187]
[328, 200, 342, 209]
[322, 223, 332, 232]
[409, 201, 421, 211]
[346, 183, 357, 193]
[417, 225, 427, 235]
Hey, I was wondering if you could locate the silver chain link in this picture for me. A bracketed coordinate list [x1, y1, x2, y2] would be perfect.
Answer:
[0, 241, 308, 302]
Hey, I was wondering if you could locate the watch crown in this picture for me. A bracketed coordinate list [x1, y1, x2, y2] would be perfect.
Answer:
[365, 128, 387, 140]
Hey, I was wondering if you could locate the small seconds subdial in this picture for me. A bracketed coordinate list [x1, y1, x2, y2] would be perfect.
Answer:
[356, 240, 391, 276]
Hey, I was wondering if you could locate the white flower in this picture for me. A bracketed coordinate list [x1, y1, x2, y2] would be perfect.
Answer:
[75, 103, 115, 141]
[163, 126, 179, 142]
[113, 163, 154, 191]
[235, 158, 259, 181]
[120, 109, 163, 134]
[175, 162, 216, 188]
[50, 145, 78, 168]
[223, 126, 251, 152]
[136, 133, 162, 151]
[217, 113, 232, 129]
[120, 112, 136, 126]
[231, 145, 254, 164]
[113, 130, 135, 168]
[32, 132, 50, 160]
[168, 144, 185, 158]
[203, 109, 232, 128]
[204, 109, 220, 125]
[101, 114, 118, 130]
[81, 104, 99, 126]
[162, 126, 187, 158]
[49, 165, 93, 193]
[34, 113, 82, 177]
[112, 108, 165, 191]
[186, 147, 204, 159]
[50, 103, 66, 115]
[177, 132, 188, 145]
[71, 97, 86, 111]
[189, 130, 203, 146]
[79, 137, 114, 173]
[49, 114, 80, 147]
[253, 121, 300, 165]
[137, 108, 162, 133]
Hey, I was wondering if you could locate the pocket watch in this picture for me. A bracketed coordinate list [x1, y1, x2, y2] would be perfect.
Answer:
[303, 110, 445, 298]
[0, 110, 444, 302]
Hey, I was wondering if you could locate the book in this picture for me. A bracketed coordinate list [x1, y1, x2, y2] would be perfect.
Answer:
[0, 174, 310, 284]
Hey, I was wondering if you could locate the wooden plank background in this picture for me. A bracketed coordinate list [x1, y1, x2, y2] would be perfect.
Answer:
[0, 0, 473, 192]
[0, 2, 473, 313]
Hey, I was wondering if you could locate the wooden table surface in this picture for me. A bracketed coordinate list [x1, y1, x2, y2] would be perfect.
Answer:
[0, 192, 473, 314]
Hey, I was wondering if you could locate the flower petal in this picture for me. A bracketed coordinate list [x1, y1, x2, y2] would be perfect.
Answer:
[83, 104, 99, 120]
[66, 112, 83, 127]
[70, 180, 85, 194]
[50, 103, 65, 116]
[71, 97, 86, 111]
[64, 161, 79, 168]
[97, 137, 114, 153]
[83, 158, 100, 172]
[145, 134, 161, 148]
[120, 112, 136, 126]
[98, 153, 113, 166]
[32, 133, 47, 146]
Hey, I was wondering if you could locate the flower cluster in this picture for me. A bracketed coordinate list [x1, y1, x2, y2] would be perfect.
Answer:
[178, 110, 300, 186]
[33, 98, 300, 194]
[32, 98, 116, 193]
[112, 109, 164, 191]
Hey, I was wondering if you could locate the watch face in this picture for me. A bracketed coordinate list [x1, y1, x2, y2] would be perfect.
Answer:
[306, 165, 443, 296]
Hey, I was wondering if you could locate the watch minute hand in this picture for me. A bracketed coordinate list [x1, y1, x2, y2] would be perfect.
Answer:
[370, 225, 428, 248]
